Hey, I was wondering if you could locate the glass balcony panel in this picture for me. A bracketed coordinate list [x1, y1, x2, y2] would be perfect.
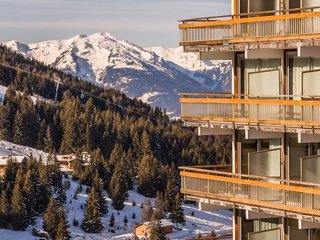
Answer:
[248, 228, 281, 240]
[180, 94, 320, 129]
[180, 166, 320, 216]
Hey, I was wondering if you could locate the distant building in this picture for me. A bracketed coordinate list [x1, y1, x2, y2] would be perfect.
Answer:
[0, 155, 27, 174]
[134, 219, 173, 239]
[57, 152, 91, 173]
[0, 151, 91, 175]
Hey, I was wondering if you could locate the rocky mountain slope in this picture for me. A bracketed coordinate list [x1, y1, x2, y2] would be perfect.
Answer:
[4, 33, 231, 116]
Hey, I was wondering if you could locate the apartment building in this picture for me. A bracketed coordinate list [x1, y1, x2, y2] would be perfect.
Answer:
[178, 1, 320, 239]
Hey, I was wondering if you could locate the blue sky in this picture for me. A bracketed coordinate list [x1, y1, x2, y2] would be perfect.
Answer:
[0, 0, 230, 47]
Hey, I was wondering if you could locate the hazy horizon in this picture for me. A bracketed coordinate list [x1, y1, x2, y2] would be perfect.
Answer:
[0, 0, 230, 47]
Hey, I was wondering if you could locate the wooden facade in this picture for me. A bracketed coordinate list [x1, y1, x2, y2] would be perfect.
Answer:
[178, 1, 320, 239]
[134, 219, 173, 239]
[0, 155, 27, 175]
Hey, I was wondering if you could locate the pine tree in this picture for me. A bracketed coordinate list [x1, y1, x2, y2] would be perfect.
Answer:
[14, 167, 25, 188]
[60, 99, 81, 154]
[149, 220, 167, 240]
[47, 155, 66, 204]
[137, 153, 160, 197]
[43, 196, 59, 239]
[108, 143, 125, 174]
[23, 169, 37, 225]
[2, 157, 18, 192]
[81, 187, 104, 233]
[85, 123, 95, 151]
[37, 120, 47, 150]
[169, 194, 185, 227]
[11, 179, 28, 230]
[92, 172, 108, 214]
[109, 213, 115, 227]
[0, 86, 18, 142]
[43, 125, 54, 153]
[37, 165, 51, 213]
[13, 98, 39, 147]
[0, 188, 10, 228]
[153, 191, 165, 220]
[164, 164, 179, 212]
[0, 104, 14, 141]
[109, 156, 128, 210]
[72, 152, 84, 180]
[141, 198, 154, 222]
[125, 148, 136, 190]
[124, 215, 128, 225]
[55, 205, 70, 240]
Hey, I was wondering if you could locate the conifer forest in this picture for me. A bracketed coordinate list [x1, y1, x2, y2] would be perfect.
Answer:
[0, 46, 231, 239]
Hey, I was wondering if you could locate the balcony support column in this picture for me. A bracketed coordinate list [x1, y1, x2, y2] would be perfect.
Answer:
[233, 208, 240, 240]
[282, 217, 288, 240]
[233, 130, 239, 174]
[232, 0, 238, 15]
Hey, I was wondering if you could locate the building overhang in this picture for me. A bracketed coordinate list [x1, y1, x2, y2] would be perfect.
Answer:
[185, 195, 320, 223]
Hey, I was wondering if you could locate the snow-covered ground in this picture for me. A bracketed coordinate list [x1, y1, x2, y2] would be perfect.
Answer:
[0, 141, 232, 239]
[0, 84, 50, 105]
[0, 176, 232, 240]
[0, 140, 49, 161]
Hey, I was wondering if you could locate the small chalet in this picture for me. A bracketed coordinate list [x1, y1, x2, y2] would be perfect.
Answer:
[57, 152, 91, 173]
[0, 155, 27, 175]
[57, 154, 75, 173]
[134, 219, 173, 239]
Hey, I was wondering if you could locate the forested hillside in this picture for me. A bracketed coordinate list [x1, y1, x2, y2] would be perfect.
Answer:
[0, 46, 231, 168]
[0, 46, 231, 238]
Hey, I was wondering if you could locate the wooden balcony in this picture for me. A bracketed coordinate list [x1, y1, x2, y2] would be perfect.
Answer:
[180, 93, 320, 132]
[180, 166, 320, 222]
[179, 7, 320, 51]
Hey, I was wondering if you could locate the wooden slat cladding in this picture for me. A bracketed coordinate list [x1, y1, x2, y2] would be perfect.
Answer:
[179, 12, 320, 29]
[180, 97, 320, 106]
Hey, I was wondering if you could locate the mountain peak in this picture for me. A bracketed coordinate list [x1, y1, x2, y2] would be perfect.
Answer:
[82, 32, 118, 42]
[2, 33, 231, 116]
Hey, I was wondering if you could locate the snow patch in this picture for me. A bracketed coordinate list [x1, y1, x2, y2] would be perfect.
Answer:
[138, 92, 161, 104]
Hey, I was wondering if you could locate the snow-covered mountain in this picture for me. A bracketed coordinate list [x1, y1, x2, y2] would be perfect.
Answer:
[3, 33, 231, 116]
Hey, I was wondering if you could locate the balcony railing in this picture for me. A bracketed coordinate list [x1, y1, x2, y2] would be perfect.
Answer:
[179, 6, 320, 47]
[180, 93, 320, 128]
[180, 166, 320, 219]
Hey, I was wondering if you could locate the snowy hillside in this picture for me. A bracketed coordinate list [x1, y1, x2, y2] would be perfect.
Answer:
[0, 140, 49, 161]
[3, 33, 231, 116]
[148, 47, 232, 91]
[0, 141, 232, 239]
[0, 179, 232, 240]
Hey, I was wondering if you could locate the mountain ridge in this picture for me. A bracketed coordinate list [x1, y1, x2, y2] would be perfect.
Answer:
[3, 32, 231, 116]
